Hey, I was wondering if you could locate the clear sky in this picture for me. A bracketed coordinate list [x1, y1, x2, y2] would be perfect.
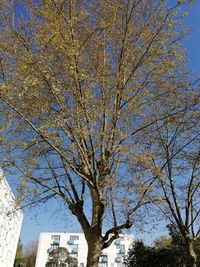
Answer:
[184, 0, 200, 72]
[19, 0, 200, 246]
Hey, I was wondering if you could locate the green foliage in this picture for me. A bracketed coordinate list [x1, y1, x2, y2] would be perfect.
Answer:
[124, 240, 182, 267]
[154, 236, 172, 250]
[125, 225, 200, 267]
[14, 239, 38, 267]
[167, 224, 200, 266]
[46, 247, 78, 267]
[23, 240, 38, 267]
[124, 241, 156, 267]
[14, 239, 25, 267]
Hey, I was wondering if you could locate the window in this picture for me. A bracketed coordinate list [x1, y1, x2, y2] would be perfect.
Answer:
[120, 244, 125, 254]
[115, 240, 121, 246]
[80, 263, 84, 267]
[99, 263, 107, 267]
[51, 235, 60, 241]
[51, 242, 59, 249]
[70, 235, 79, 240]
[119, 236, 124, 241]
[100, 255, 108, 263]
[71, 249, 78, 254]
[70, 244, 78, 249]
[115, 257, 121, 263]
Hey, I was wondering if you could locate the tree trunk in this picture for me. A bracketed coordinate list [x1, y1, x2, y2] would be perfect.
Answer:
[86, 236, 103, 267]
[87, 243, 102, 267]
[186, 239, 197, 267]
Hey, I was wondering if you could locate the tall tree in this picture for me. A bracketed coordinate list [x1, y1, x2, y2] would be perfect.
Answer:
[124, 237, 187, 267]
[23, 240, 38, 267]
[0, 1, 195, 266]
[14, 239, 25, 267]
[125, 229, 200, 267]
[124, 241, 158, 267]
[137, 96, 199, 266]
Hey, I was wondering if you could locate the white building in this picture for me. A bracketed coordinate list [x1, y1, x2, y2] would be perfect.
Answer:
[35, 232, 133, 267]
[0, 169, 23, 267]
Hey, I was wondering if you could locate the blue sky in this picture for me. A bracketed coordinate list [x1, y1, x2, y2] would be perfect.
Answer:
[184, 0, 200, 72]
[19, 1, 200, 246]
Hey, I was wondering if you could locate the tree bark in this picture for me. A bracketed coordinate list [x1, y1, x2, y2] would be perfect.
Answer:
[86, 237, 103, 267]
[186, 239, 197, 267]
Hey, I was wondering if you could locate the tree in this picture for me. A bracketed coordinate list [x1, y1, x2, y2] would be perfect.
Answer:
[0, 1, 195, 267]
[124, 240, 157, 267]
[125, 236, 190, 267]
[137, 96, 200, 267]
[46, 247, 78, 267]
[23, 240, 38, 267]
[125, 225, 200, 267]
[167, 224, 200, 267]
[124, 239, 179, 267]
[153, 236, 171, 250]
[194, 239, 200, 267]
[154, 232, 186, 267]
[14, 239, 25, 267]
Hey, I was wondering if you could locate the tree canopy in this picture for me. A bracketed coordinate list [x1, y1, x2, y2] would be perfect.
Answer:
[0, 1, 198, 267]
[46, 247, 78, 267]
[125, 226, 200, 267]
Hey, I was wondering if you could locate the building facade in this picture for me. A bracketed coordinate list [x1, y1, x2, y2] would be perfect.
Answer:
[35, 232, 133, 267]
[0, 169, 23, 267]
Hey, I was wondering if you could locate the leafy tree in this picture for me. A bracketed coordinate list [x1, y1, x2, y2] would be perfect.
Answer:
[124, 241, 157, 267]
[46, 247, 77, 267]
[125, 225, 200, 267]
[124, 240, 180, 267]
[14, 239, 25, 267]
[124, 238, 183, 267]
[167, 224, 200, 267]
[23, 240, 38, 267]
[0, 1, 196, 267]
[154, 232, 186, 267]
[153, 236, 171, 250]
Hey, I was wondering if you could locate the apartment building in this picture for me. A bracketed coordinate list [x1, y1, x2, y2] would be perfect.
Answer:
[35, 232, 134, 267]
[0, 169, 23, 267]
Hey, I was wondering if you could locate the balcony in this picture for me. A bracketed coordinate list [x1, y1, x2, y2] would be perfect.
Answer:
[47, 247, 54, 253]
[49, 242, 59, 250]
[115, 257, 122, 262]
[71, 248, 78, 254]
[119, 248, 125, 254]
[100, 258, 108, 263]
[67, 240, 74, 245]
[53, 240, 60, 245]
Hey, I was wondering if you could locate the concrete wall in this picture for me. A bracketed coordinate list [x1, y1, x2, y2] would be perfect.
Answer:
[0, 170, 23, 267]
